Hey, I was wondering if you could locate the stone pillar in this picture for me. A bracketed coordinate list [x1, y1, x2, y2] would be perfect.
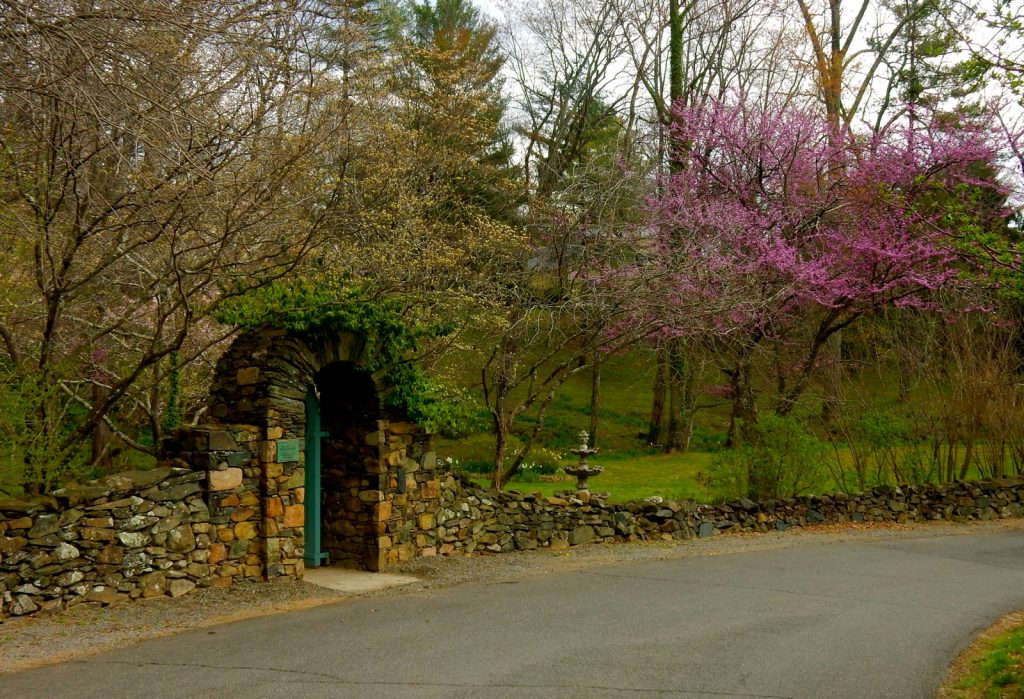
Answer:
[162, 425, 261, 586]
[375, 421, 438, 567]
[259, 423, 305, 580]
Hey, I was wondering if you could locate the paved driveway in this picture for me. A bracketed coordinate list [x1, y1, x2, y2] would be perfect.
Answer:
[4, 527, 1023, 698]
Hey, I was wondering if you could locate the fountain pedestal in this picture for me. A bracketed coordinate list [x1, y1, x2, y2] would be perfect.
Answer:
[565, 431, 603, 493]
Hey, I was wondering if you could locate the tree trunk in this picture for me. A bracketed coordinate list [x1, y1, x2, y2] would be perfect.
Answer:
[775, 315, 854, 417]
[668, 0, 684, 111]
[725, 356, 757, 448]
[665, 339, 692, 452]
[683, 355, 696, 452]
[648, 344, 668, 445]
[489, 343, 515, 489]
[959, 439, 974, 481]
[667, 377, 682, 454]
[589, 354, 601, 448]
[161, 350, 181, 436]
[91, 383, 113, 473]
[492, 408, 512, 489]
[819, 330, 843, 428]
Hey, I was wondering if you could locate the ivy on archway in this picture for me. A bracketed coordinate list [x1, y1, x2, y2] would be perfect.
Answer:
[217, 278, 470, 431]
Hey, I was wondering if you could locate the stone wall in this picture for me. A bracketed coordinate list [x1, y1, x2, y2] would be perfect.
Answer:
[204, 327, 423, 573]
[2, 457, 1021, 619]
[1, 467, 215, 617]
[3, 321, 1021, 619]
[312, 418, 437, 571]
[370, 422, 439, 567]
[0, 323, 450, 620]
[0, 414, 436, 618]
[161, 425, 298, 583]
[425, 476, 1024, 553]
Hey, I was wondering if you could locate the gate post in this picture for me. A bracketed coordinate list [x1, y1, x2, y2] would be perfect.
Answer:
[304, 387, 329, 568]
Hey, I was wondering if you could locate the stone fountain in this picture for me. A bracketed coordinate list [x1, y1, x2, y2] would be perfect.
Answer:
[564, 430, 603, 492]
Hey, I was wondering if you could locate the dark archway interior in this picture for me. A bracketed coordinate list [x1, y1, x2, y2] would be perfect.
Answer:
[314, 361, 382, 569]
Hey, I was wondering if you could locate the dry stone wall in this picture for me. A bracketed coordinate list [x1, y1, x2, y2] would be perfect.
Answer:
[1, 457, 1022, 619]
[1, 467, 214, 617]
[160, 425, 298, 583]
[424, 475, 1024, 555]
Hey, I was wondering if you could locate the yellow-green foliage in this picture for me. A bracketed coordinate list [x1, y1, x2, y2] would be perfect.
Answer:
[0, 368, 91, 496]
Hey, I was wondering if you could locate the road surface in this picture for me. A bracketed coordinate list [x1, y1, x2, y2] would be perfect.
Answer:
[4, 527, 1023, 698]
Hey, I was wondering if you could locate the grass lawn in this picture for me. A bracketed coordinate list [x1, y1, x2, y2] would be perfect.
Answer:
[437, 347, 735, 503]
[466, 452, 714, 504]
[946, 615, 1024, 698]
[435, 343, 1023, 504]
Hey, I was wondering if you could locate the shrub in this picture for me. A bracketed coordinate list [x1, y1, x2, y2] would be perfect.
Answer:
[0, 369, 92, 496]
[513, 446, 564, 481]
[690, 425, 727, 452]
[709, 414, 827, 500]
[846, 409, 917, 488]
[442, 433, 511, 474]
[441, 434, 564, 481]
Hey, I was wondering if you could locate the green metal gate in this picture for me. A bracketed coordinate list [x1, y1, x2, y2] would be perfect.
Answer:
[304, 387, 329, 568]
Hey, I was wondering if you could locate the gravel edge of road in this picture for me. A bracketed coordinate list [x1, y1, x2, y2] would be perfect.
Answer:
[2, 518, 1021, 678]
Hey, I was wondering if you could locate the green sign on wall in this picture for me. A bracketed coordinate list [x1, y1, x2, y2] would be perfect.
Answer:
[276, 439, 300, 463]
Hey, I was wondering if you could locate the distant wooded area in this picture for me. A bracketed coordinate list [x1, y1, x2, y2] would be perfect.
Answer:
[2, 0, 1023, 499]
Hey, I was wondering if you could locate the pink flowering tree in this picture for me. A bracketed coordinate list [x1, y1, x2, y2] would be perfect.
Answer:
[645, 98, 1006, 444]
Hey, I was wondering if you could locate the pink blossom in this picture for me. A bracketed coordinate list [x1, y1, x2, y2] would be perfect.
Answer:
[636, 97, 1004, 337]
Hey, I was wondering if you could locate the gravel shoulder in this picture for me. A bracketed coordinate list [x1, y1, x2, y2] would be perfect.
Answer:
[2, 518, 1021, 678]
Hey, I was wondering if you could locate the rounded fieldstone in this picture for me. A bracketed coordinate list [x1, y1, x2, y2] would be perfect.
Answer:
[166, 525, 196, 553]
[53, 542, 80, 562]
[117, 531, 149, 548]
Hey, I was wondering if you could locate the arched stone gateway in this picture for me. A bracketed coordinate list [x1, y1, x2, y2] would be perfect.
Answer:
[164, 327, 439, 584]
[5, 318, 1024, 617]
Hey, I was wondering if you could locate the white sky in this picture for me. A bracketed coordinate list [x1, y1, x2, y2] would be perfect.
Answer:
[476, 0, 503, 21]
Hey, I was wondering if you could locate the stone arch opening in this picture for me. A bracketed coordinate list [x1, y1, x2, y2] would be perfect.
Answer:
[196, 326, 438, 581]
[313, 361, 383, 570]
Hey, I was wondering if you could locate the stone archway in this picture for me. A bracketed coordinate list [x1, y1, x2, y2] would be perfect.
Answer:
[196, 326, 439, 577]
[314, 360, 383, 569]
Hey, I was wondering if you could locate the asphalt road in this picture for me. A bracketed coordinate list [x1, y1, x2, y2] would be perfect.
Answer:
[4, 528, 1023, 699]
